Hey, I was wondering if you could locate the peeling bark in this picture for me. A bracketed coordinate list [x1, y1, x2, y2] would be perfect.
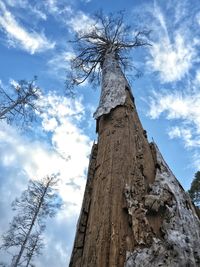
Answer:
[70, 53, 200, 267]
[94, 51, 130, 119]
[125, 143, 200, 266]
[70, 89, 156, 266]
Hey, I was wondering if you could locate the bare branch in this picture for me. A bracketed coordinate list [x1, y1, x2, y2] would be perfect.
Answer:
[0, 77, 41, 127]
[66, 11, 151, 93]
[1, 174, 62, 267]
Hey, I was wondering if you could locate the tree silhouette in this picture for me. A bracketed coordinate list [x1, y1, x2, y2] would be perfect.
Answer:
[0, 77, 40, 126]
[0, 175, 61, 267]
[66, 10, 151, 91]
[189, 171, 200, 207]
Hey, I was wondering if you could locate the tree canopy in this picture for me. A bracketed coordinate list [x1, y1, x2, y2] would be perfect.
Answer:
[0, 175, 61, 267]
[66, 11, 151, 91]
[188, 171, 200, 207]
[0, 77, 40, 127]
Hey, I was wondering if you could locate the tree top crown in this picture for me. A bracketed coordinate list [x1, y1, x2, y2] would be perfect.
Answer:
[67, 10, 151, 90]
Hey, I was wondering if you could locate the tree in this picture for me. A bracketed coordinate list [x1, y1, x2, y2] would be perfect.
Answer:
[66, 10, 150, 92]
[23, 229, 44, 267]
[0, 175, 61, 267]
[69, 11, 200, 267]
[0, 77, 40, 126]
[189, 171, 200, 207]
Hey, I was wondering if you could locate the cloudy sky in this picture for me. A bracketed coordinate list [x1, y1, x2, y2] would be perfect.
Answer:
[0, 0, 200, 266]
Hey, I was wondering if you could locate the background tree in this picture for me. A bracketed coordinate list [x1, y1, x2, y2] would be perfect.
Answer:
[0, 77, 40, 126]
[0, 175, 61, 267]
[23, 229, 43, 267]
[188, 171, 200, 207]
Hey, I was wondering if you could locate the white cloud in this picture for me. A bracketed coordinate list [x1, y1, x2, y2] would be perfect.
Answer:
[68, 11, 96, 34]
[148, 73, 200, 167]
[148, 34, 196, 83]
[47, 51, 75, 77]
[0, 92, 91, 211]
[31, 6, 47, 20]
[44, 0, 73, 17]
[0, 92, 92, 265]
[168, 126, 200, 148]
[5, 0, 47, 20]
[9, 78, 20, 89]
[0, 1, 55, 54]
[146, 2, 198, 83]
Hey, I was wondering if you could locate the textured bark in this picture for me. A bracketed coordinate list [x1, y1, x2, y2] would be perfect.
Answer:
[70, 143, 98, 266]
[94, 52, 129, 119]
[69, 52, 200, 267]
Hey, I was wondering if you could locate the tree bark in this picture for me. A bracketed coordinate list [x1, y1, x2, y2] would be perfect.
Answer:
[69, 52, 200, 267]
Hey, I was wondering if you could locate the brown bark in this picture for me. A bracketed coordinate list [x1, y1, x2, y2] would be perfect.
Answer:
[70, 87, 200, 267]
[70, 90, 157, 266]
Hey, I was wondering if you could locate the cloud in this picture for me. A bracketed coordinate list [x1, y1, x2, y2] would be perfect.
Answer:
[0, 92, 92, 266]
[47, 51, 75, 78]
[148, 83, 200, 129]
[148, 33, 196, 83]
[0, 1, 55, 54]
[146, 1, 198, 83]
[43, 0, 73, 17]
[148, 70, 200, 167]
[68, 11, 96, 34]
[168, 126, 200, 148]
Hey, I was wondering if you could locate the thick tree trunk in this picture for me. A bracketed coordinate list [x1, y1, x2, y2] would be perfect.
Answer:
[69, 52, 200, 267]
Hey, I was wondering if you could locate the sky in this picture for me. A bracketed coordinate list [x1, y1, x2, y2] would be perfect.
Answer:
[0, 0, 200, 266]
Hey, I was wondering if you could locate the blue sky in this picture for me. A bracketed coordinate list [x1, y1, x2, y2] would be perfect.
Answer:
[0, 0, 200, 266]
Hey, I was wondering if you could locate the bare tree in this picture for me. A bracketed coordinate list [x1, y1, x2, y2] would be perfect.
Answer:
[0, 77, 40, 126]
[69, 10, 200, 267]
[66, 10, 151, 91]
[23, 230, 44, 267]
[0, 175, 61, 267]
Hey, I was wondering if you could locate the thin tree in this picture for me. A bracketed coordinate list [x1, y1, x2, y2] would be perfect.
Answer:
[0, 77, 40, 126]
[0, 175, 61, 267]
[23, 229, 44, 267]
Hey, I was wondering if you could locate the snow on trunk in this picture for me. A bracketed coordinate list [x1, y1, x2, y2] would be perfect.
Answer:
[125, 142, 200, 267]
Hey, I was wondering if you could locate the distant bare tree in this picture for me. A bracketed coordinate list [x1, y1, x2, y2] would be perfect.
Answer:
[0, 77, 40, 126]
[0, 175, 61, 267]
[66, 10, 151, 91]
[23, 229, 44, 267]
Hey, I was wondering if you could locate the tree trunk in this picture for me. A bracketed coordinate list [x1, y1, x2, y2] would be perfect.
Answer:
[69, 51, 200, 267]
[13, 181, 50, 267]
[25, 235, 39, 267]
